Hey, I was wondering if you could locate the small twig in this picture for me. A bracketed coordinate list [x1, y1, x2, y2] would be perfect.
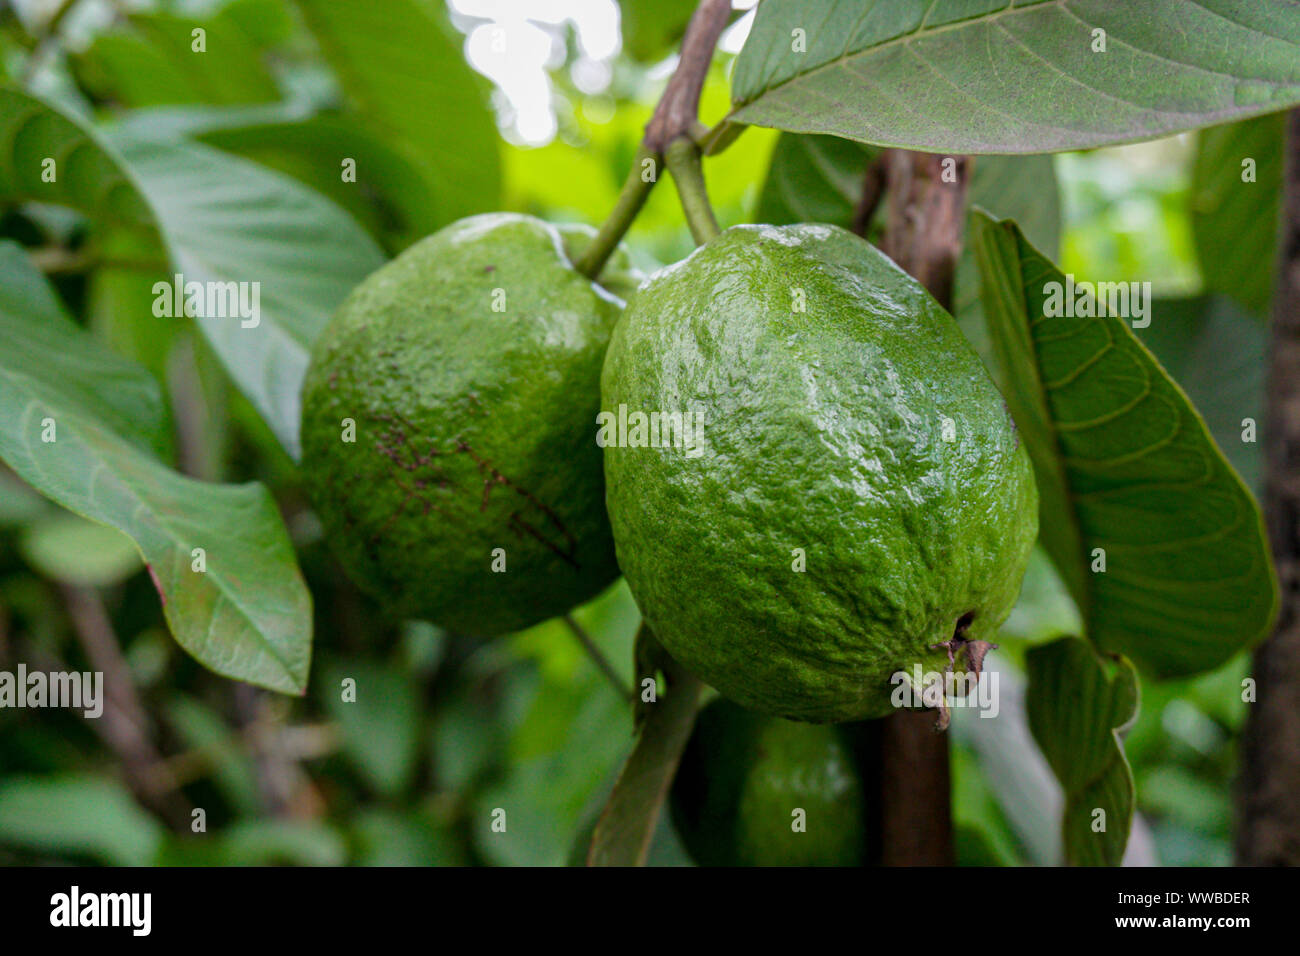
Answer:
[573, 146, 658, 281]
[52, 588, 194, 829]
[29, 246, 168, 275]
[161, 722, 340, 788]
[232, 683, 325, 818]
[563, 614, 633, 701]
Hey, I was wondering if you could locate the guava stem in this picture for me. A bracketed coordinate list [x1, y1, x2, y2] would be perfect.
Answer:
[578, 0, 730, 276]
[573, 146, 658, 282]
[664, 137, 720, 245]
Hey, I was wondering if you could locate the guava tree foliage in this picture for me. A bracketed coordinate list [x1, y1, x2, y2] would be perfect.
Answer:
[0, 0, 1293, 867]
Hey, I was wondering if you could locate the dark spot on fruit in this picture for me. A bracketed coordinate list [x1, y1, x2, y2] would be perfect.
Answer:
[483, 264, 496, 273]
[953, 610, 975, 638]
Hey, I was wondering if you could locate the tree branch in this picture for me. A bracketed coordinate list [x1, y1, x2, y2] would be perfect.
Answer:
[1237, 107, 1300, 866]
[874, 150, 973, 867]
[881, 152, 972, 309]
[56, 586, 193, 829]
[641, 0, 733, 154]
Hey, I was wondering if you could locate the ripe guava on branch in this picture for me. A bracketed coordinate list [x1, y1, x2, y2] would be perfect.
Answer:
[601, 223, 1037, 722]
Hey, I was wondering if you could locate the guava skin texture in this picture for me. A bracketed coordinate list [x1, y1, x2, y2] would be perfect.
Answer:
[671, 698, 867, 866]
[601, 223, 1038, 723]
[301, 213, 624, 637]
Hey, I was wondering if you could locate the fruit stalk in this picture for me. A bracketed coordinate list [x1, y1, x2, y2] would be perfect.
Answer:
[588, 627, 703, 866]
[664, 137, 720, 245]
[572, 146, 658, 281]
[577, 0, 730, 277]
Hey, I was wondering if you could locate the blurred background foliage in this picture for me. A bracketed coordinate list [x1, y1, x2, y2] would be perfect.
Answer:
[0, 0, 1269, 866]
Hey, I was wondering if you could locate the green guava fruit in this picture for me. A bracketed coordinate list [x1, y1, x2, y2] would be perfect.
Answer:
[300, 212, 624, 636]
[671, 698, 867, 866]
[601, 223, 1038, 722]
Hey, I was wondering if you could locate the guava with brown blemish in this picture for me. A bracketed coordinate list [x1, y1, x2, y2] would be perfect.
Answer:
[300, 213, 625, 636]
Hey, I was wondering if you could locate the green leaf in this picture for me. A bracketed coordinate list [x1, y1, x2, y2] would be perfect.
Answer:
[954, 154, 1061, 370]
[730, 0, 1300, 153]
[114, 103, 451, 252]
[1026, 637, 1138, 866]
[971, 212, 1277, 677]
[106, 127, 386, 457]
[0, 86, 385, 458]
[73, 7, 281, 108]
[620, 0, 701, 62]
[472, 585, 639, 867]
[350, 809, 466, 867]
[0, 243, 312, 693]
[320, 657, 421, 797]
[1191, 112, 1286, 315]
[754, 133, 883, 228]
[0, 87, 155, 235]
[0, 775, 164, 865]
[1139, 295, 1265, 493]
[216, 820, 347, 866]
[196, 115, 443, 252]
[20, 512, 142, 587]
[295, 0, 501, 224]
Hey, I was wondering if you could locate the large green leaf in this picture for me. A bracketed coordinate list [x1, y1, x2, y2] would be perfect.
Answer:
[196, 115, 442, 253]
[113, 102, 450, 253]
[106, 127, 385, 457]
[320, 656, 421, 797]
[0, 243, 311, 693]
[730, 0, 1300, 153]
[1026, 637, 1138, 866]
[1191, 111, 1286, 315]
[0, 86, 385, 458]
[0, 87, 154, 234]
[1139, 295, 1265, 493]
[971, 212, 1276, 676]
[73, 3, 283, 108]
[295, 0, 500, 225]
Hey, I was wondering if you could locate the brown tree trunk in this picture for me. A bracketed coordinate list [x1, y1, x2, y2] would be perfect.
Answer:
[1237, 108, 1300, 866]
[873, 150, 972, 866]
